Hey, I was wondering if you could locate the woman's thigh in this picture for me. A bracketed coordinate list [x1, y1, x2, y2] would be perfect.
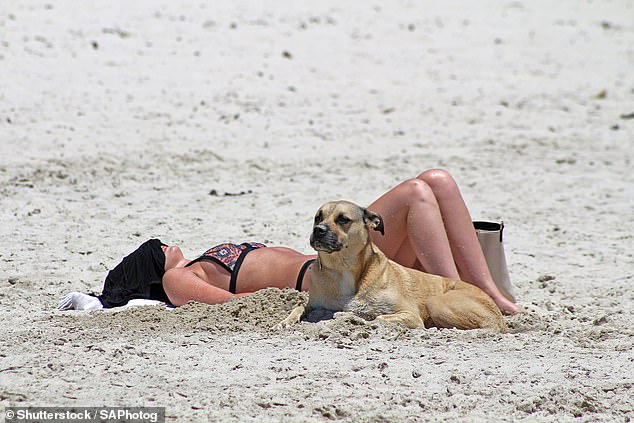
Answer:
[367, 178, 436, 260]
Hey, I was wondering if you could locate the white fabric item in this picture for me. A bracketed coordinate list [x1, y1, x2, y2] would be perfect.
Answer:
[57, 292, 104, 311]
[125, 299, 166, 307]
[102, 299, 174, 313]
[58, 292, 173, 311]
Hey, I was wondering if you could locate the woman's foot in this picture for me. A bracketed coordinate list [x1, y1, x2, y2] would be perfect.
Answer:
[493, 294, 519, 315]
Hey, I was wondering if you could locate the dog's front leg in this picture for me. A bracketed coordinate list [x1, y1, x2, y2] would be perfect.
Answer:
[274, 305, 306, 329]
[376, 311, 424, 329]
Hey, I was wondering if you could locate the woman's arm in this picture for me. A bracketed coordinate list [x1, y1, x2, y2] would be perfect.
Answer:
[162, 266, 248, 306]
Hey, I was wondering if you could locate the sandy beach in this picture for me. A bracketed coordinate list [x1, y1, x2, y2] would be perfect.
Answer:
[1, 0, 633, 421]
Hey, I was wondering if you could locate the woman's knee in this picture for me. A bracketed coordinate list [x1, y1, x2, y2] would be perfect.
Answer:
[417, 169, 459, 195]
[399, 178, 438, 205]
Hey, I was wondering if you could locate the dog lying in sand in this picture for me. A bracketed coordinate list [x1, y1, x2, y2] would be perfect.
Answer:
[276, 200, 506, 331]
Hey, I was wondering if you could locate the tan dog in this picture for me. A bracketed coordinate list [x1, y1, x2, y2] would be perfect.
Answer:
[277, 200, 506, 331]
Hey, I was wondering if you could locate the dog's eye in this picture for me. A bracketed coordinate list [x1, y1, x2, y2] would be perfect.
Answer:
[336, 215, 351, 225]
[314, 211, 322, 224]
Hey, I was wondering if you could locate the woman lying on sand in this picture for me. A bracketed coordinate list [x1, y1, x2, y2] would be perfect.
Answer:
[58, 169, 519, 315]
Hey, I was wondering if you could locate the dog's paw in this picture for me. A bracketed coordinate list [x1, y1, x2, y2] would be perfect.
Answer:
[273, 305, 306, 330]
[273, 318, 298, 330]
[273, 311, 303, 329]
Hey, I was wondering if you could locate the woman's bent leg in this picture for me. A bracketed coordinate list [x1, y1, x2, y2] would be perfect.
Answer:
[417, 169, 518, 314]
[369, 169, 518, 315]
[368, 178, 461, 279]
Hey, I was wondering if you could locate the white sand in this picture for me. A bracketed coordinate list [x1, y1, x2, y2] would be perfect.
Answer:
[1, 0, 633, 421]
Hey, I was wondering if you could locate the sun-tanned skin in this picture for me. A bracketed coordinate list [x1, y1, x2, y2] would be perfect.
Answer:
[163, 246, 316, 306]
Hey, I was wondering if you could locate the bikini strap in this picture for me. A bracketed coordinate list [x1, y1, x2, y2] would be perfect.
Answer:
[296, 259, 315, 291]
[229, 244, 259, 294]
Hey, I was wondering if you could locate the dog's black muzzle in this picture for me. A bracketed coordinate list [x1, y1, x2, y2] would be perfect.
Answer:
[310, 224, 343, 253]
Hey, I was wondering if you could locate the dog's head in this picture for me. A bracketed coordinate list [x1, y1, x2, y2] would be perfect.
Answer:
[310, 200, 384, 254]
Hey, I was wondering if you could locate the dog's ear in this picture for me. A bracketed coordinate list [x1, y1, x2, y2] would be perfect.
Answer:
[363, 208, 385, 236]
